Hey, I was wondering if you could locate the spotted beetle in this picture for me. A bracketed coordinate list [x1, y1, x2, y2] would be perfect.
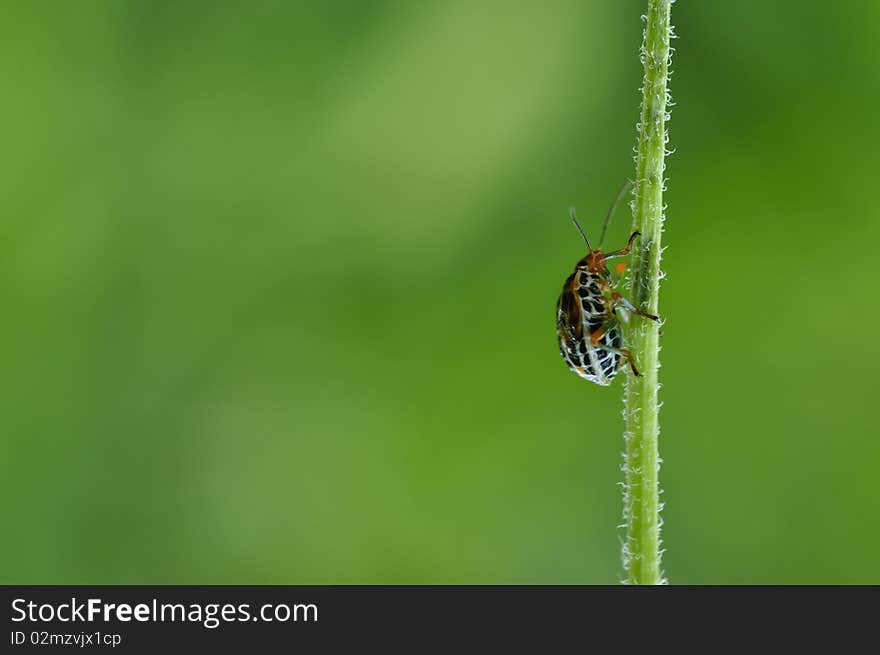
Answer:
[556, 183, 660, 385]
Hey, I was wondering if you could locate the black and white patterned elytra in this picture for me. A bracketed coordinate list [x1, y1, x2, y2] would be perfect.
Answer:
[556, 268, 622, 386]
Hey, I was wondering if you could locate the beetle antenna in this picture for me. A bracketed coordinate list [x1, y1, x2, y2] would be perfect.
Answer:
[569, 206, 591, 250]
[597, 179, 633, 248]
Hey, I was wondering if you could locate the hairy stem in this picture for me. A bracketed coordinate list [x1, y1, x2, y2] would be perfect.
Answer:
[622, 0, 673, 585]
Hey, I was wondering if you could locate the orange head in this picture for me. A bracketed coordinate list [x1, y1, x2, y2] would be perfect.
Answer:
[576, 249, 609, 273]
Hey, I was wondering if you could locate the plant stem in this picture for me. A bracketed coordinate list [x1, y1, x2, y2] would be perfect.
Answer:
[623, 0, 673, 585]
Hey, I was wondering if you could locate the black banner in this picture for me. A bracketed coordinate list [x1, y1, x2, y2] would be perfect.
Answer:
[2, 586, 875, 651]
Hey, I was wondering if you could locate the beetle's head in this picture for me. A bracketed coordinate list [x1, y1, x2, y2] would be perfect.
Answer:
[576, 250, 607, 273]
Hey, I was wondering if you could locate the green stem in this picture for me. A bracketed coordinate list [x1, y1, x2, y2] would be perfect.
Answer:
[623, 0, 673, 585]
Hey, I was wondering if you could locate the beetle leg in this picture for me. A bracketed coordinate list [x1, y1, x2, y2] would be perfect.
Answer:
[587, 317, 642, 377]
[594, 344, 642, 377]
[612, 292, 660, 323]
[602, 231, 640, 259]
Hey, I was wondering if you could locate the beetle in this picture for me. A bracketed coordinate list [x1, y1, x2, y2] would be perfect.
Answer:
[556, 183, 660, 385]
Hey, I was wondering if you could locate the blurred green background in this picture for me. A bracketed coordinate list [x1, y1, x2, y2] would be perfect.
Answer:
[2, 1, 878, 585]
